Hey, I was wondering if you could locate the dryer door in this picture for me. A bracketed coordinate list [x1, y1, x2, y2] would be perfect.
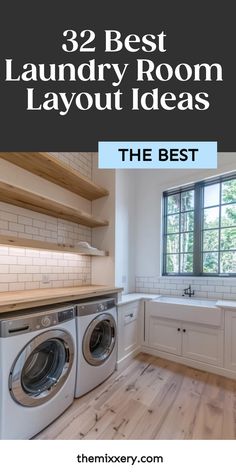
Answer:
[9, 329, 74, 407]
[83, 313, 117, 366]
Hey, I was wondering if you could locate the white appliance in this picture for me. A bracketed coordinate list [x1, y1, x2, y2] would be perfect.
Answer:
[75, 298, 117, 397]
[0, 305, 76, 439]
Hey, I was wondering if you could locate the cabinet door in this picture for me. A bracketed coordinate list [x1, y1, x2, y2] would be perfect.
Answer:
[182, 323, 223, 366]
[118, 301, 140, 361]
[147, 315, 182, 355]
[225, 310, 236, 372]
[123, 311, 139, 356]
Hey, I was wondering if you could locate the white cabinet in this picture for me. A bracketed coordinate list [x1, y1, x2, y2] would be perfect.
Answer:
[147, 316, 182, 355]
[145, 309, 224, 368]
[117, 300, 142, 366]
[182, 322, 223, 366]
[225, 310, 236, 372]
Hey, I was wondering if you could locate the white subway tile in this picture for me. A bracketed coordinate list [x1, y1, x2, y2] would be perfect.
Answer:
[9, 282, 25, 291]
[0, 220, 9, 230]
[33, 219, 46, 229]
[18, 274, 33, 282]
[25, 226, 39, 236]
[10, 265, 26, 274]
[26, 266, 41, 274]
[0, 211, 17, 222]
[0, 283, 8, 292]
[18, 257, 33, 265]
[0, 274, 18, 283]
[25, 282, 40, 290]
[0, 256, 17, 264]
[9, 222, 25, 232]
[18, 216, 33, 226]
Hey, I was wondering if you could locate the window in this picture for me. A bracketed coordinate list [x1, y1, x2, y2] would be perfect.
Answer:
[163, 173, 236, 276]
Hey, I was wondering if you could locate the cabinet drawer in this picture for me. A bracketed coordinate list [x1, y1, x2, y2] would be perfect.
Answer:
[119, 302, 139, 324]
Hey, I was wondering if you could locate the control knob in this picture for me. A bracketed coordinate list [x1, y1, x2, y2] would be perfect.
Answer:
[41, 316, 51, 328]
[98, 303, 105, 312]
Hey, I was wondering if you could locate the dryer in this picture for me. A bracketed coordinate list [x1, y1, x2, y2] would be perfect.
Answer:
[75, 298, 117, 397]
[0, 305, 76, 439]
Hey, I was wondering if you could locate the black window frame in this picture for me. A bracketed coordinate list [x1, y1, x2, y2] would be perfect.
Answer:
[162, 172, 236, 277]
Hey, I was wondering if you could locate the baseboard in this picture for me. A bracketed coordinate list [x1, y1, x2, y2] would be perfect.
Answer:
[141, 345, 236, 380]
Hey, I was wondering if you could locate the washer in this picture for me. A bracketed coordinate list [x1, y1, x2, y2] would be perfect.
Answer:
[75, 298, 117, 397]
[0, 305, 76, 439]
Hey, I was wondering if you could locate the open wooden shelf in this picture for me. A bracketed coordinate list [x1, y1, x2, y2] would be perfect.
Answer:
[0, 234, 108, 256]
[0, 152, 109, 201]
[0, 182, 109, 228]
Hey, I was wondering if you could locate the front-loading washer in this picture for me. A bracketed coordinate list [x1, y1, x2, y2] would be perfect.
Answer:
[75, 298, 117, 398]
[0, 304, 76, 439]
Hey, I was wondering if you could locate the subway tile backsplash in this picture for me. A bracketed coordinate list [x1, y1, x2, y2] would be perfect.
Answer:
[0, 153, 92, 292]
[135, 276, 236, 300]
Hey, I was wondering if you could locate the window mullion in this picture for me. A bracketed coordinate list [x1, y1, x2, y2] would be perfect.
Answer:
[179, 192, 181, 274]
[193, 183, 202, 275]
[162, 196, 168, 274]
[218, 182, 222, 274]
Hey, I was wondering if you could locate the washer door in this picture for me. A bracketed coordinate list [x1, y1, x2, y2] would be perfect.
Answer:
[9, 329, 74, 407]
[83, 313, 117, 366]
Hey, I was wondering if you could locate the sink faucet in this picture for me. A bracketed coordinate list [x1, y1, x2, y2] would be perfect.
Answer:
[182, 284, 195, 298]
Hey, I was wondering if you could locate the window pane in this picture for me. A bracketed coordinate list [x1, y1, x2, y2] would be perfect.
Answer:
[221, 228, 236, 250]
[181, 211, 194, 232]
[180, 232, 194, 253]
[203, 207, 219, 229]
[181, 190, 194, 211]
[167, 214, 179, 233]
[221, 204, 236, 227]
[167, 194, 180, 214]
[203, 229, 219, 251]
[167, 234, 179, 253]
[204, 183, 220, 207]
[203, 252, 218, 273]
[166, 254, 179, 273]
[180, 253, 193, 273]
[220, 251, 236, 273]
[222, 179, 236, 204]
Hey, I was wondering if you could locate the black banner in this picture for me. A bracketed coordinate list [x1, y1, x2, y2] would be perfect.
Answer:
[0, 0, 235, 151]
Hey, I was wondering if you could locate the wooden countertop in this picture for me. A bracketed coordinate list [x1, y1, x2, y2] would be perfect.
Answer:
[0, 285, 123, 314]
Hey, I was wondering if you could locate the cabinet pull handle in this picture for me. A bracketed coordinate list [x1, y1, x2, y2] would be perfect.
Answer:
[183, 329, 186, 333]
[177, 328, 181, 332]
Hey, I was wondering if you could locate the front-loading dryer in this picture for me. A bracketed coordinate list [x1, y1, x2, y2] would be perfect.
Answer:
[0, 305, 76, 439]
[75, 298, 117, 398]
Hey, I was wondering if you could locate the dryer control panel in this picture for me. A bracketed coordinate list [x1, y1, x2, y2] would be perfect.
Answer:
[77, 298, 116, 317]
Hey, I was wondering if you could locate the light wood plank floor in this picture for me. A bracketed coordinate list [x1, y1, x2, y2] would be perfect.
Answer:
[35, 354, 236, 440]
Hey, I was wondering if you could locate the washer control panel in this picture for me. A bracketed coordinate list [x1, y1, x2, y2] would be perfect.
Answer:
[0, 306, 75, 338]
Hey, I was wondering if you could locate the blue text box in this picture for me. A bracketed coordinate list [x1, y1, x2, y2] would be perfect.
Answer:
[98, 142, 217, 169]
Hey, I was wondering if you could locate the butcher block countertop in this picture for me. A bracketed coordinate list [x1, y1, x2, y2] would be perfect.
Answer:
[0, 285, 123, 314]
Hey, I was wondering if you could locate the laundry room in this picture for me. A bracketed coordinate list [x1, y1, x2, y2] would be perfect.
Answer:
[0, 152, 236, 440]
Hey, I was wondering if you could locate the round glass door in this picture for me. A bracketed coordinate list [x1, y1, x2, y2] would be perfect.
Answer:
[9, 330, 74, 407]
[83, 313, 117, 366]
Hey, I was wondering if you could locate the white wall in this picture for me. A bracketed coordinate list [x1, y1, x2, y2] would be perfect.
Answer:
[135, 153, 236, 277]
[92, 158, 136, 292]
[92, 154, 116, 286]
[115, 170, 136, 293]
